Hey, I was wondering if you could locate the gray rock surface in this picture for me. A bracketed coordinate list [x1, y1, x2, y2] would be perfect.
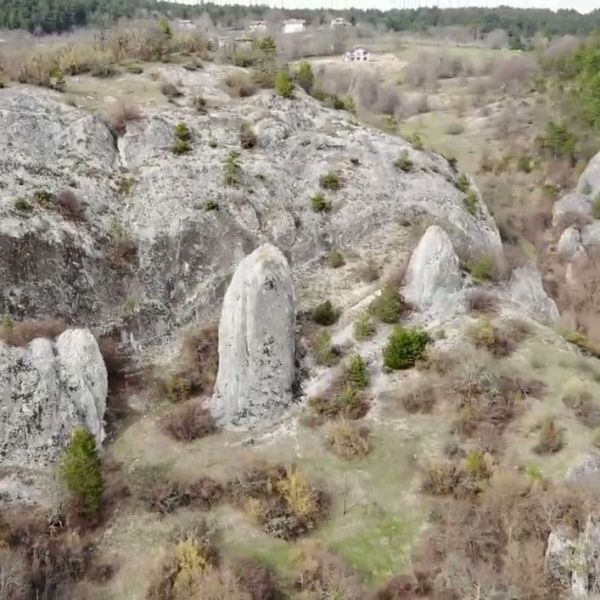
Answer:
[558, 226, 585, 260]
[507, 264, 559, 324]
[546, 514, 600, 598]
[210, 243, 295, 427]
[0, 329, 106, 467]
[403, 225, 462, 316]
[552, 192, 592, 228]
[565, 453, 600, 485]
[0, 72, 502, 351]
[578, 150, 600, 198]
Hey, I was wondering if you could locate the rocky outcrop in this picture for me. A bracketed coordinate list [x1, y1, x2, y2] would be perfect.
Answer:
[578, 150, 600, 198]
[558, 226, 585, 260]
[0, 74, 502, 349]
[545, 514, 600, 598]
[552, 192, 592, 228]
[507, 265, 559, 324]
[210, 244, 295, 427]
[403, 225, 462, 317]
[0, 329, 107, 468]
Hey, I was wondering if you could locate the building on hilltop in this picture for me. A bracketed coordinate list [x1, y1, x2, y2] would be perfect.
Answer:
[283, 19, 305, 34]
[330, 17, 351, 29]
[344, 47, 370, 62]
[249, 21, 267, 32]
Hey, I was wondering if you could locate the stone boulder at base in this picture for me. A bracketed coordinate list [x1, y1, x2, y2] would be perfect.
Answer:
[578, 150, 600, 199]
[403, 225, 462, 316]
[210, 243, 295, 427]
[508, 265, 559, 325]
[0, 329, 107, 468]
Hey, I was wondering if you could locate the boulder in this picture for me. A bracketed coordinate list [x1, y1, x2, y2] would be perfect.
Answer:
[508, 265, 559, 324]
[565, 452, 600, 485]
[578, 150, 600, 198]
[557, 226, 585, 260]
[403, 225, 462, 316]
[210, 243, 296, 427]
[552, 192, 592, 228]
[0, 329, 107, 468]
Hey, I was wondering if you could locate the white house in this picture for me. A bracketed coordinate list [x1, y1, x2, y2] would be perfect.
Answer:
[249, 21, 267, 32]
[344, 47, 369, 62]
[330, 17, 351, 29]
[175, 19, 196, 30]
[282, 19, 305, 34]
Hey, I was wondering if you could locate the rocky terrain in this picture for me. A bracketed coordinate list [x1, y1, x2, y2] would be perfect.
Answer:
[2, 60, 600, 599]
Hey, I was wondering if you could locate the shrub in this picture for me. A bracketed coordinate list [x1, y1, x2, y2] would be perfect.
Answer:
[106, 97, 142, 136]
[204, 200, 219, 211]
[311, 300, 338, 325]
[239, 121, 257, 149]
[464, 190, 478, 215]
[311, 193, 331, 213]
[126, 64, 144, 74]
[172, 140, 191, 155]
[456, 173, 470, 193]
[468, 256, 494, 284]
[325, 421, 370, 460]
[400, 381, 436, 414]
[518, 154, 533, 173]
[353, 312, 376, 340]
[309, 384, 369, 421]
[171, 123, 192, 155]
[55, 189, 83, 220]
[345, 355, 369, 389]
[296, 61, 314, 92]
[161, 374, 192, 403]
[274, 69, 294, 98]
[327, 249, 345, 268]
[60, 428, 103, 516]
[313, 331, 338, 367]
[561, 377, 600, 428]
[369, 285, 405, 323]
[394, 150, 413, 172]
[224, 72, 257, 98]
[383, 326, 428, 370]
[421, 460, 461, 495]
[160, 81, 183, 100]
[407, 132, 424, 150]
[223, 151, 242, 187]
[319, 172, 341, 191]
[0, 549, 27, 599]
[192, 94, 207, 113]
[533, 416, 564, 454]
[160, 400, 217, 442]
[13, 197, 32, 212]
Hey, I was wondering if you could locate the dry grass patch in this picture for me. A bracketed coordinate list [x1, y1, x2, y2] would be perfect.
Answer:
[105, 97, 143, 136]
[0, 318, 67, 346]
[227, 464, 327, 540]
[533, 416, 564, 455]
[224, 72, 257, 98]
[160, 399, 217, 442]
[325, 420, 371, 460]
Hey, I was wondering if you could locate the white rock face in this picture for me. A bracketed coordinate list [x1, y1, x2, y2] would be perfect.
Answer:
[545, 514, 600, 599]
[403, 225, 462, 316]
[210, 244, 295, 427]
[558, 226, 585, 260]
[578, 150, 600, 198]
[0, 329, 107, 468]
[508, 265, 559, 324]
[552, 192, 592, 228]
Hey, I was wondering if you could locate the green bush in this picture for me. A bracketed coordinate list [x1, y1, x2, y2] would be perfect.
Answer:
[346, 355, 369, 389]
[311, 193, 331, 213]
[311, 300, 338, 326]
[468, 256, 494, 284]
[537, 120, 577, 162]
[314, 330, 337, 366]
[204, 200, 219, 211]
[383, 326, 428, 370]
[14, 198, 32, 212]
[60, 428, 103, 516]
[407, 132, 423, 150]
[394, 150, 413, 172]
[327, 249, 345, 268]
[175, 122, 191, 142]
[172, 139, 191, 155]
[464, 190, 478, 215]
[274, 69, 294, 98]
[369, 285, 405, 324]
[456, 173, 470, 193]
[353, 312, 376, 340]
[319, 172, 341, 191]
[295, 61, 314, 92]
[223, 150, 242, 187]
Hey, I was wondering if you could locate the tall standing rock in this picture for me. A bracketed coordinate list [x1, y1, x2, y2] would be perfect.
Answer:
[210, 243, 295, 427]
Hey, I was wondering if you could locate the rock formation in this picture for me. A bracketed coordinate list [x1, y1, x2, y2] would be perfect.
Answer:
[507, 265, 559, 324]
[210, 243, 295, 427]
[0, 329, 107, 467]
[545, 514, 600, 598]
[402, 225, 462, 317]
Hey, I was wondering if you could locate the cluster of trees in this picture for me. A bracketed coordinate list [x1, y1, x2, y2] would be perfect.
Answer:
[2, 1, 600, 38]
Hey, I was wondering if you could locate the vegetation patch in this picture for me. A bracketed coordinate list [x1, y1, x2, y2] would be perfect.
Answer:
[383, 326, 428, 370]
[353, 312, 376, 341]
[319, 172, 342, 191]
[325, 420, 371, 460]
[311, 193, 331, 213]
[311, 300, 339, 325]
[369, 285, 406, 324]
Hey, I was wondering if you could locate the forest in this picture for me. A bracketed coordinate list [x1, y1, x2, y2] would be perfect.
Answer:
[1, 0, 600, 38]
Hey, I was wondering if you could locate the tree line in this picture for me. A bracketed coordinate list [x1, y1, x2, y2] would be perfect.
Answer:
[1, 1, 600, 38]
